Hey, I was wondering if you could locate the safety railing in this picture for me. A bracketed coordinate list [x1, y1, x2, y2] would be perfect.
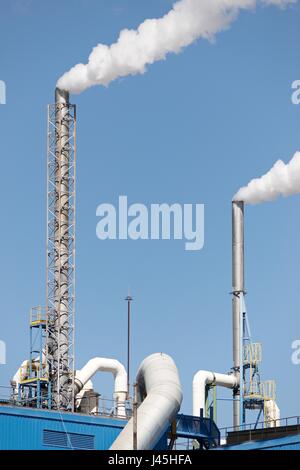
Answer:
[0, 386, 11, 403]
[30, 306, 47, 326]
[75, 393, 132, 420]
[1, 385, 132, 419]
[219, 415, 300, 445]
[172, 438, 195, 450]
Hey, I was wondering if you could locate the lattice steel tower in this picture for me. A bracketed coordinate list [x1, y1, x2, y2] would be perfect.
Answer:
[46, 88, 76, 410]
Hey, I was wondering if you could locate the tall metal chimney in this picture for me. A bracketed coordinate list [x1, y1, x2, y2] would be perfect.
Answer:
[46, 88, 76, 410]
[232, 200, 245, 428]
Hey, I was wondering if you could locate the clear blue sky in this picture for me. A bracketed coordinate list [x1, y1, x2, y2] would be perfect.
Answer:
[0, 0, 299, 429]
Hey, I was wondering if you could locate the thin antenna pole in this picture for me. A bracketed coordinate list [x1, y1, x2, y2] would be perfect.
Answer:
[125, 294, 133, 398]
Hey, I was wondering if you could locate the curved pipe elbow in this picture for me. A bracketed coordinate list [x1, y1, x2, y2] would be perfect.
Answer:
[75, 357, 128, 398]
[110, 352, 183, 450]
[193, 370, 238, 417]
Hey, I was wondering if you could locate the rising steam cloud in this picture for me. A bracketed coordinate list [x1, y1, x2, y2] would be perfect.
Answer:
[57, 0, 296, 94]
[233, 152, 300, 204]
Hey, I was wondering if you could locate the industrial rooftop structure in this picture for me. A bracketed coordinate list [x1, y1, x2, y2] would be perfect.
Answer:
[0, 89, 298, 451]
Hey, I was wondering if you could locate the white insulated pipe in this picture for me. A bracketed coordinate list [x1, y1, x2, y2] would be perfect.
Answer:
[75, 358, 128, 417]
[193, 370, 238, 417]
[110, 353, 183, 450]
[264, 400, 280, 428]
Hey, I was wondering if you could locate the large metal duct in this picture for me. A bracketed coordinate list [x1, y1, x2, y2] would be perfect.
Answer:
[46, 88, 76, 409]
[232, 201, 245, 428]
[110, 353, 183, 450]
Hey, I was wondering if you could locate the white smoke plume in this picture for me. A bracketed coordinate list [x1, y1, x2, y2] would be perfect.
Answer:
[57, 0, 296, 94]
[233, 152, 300, 204]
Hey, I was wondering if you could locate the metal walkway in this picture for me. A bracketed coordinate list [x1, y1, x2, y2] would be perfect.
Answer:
[170, 414, 220, 449]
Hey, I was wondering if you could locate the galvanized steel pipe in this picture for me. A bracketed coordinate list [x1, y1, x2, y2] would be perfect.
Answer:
[232, 200, 245, 428]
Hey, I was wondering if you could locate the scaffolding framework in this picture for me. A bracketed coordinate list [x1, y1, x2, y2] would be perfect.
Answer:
[18, 307, 51, 409]
[46, 99, 76, 410]
[239, 293, 276, 428]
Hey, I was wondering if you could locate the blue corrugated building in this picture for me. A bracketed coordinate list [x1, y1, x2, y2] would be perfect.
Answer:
[0, 405, 220, 450]
[2, 403, 300, 450]
[0, 405, 169, 450]
[0, 405, 126, 450]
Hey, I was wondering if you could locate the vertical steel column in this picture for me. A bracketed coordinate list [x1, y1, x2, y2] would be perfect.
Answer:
[46, 88, 76, 410]
[232, 201, 245, 429]
[125, 295, 133, 398]
[133, 383, 138, 450]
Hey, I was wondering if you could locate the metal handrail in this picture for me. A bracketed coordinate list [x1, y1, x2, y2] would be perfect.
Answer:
[1, 385, 132, 420]
[76, 393, 132, 419]
[219, 415, 300, 442]
[0, 386, 11, 402]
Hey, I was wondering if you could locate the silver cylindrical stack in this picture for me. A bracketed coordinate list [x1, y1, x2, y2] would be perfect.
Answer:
[46, 88, 76, 410]
[52, 87, 70, 407]
[57, 87, 70, 405]
[232, 200, 245, 428]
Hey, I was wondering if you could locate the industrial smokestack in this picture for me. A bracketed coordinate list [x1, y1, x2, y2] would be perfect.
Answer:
[46, 88, 76, 410]
[232, 200, 245, 428]
[231, 151, 300, 426]
[55, 87, 69, 106]
[56, 0, 295, 95]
